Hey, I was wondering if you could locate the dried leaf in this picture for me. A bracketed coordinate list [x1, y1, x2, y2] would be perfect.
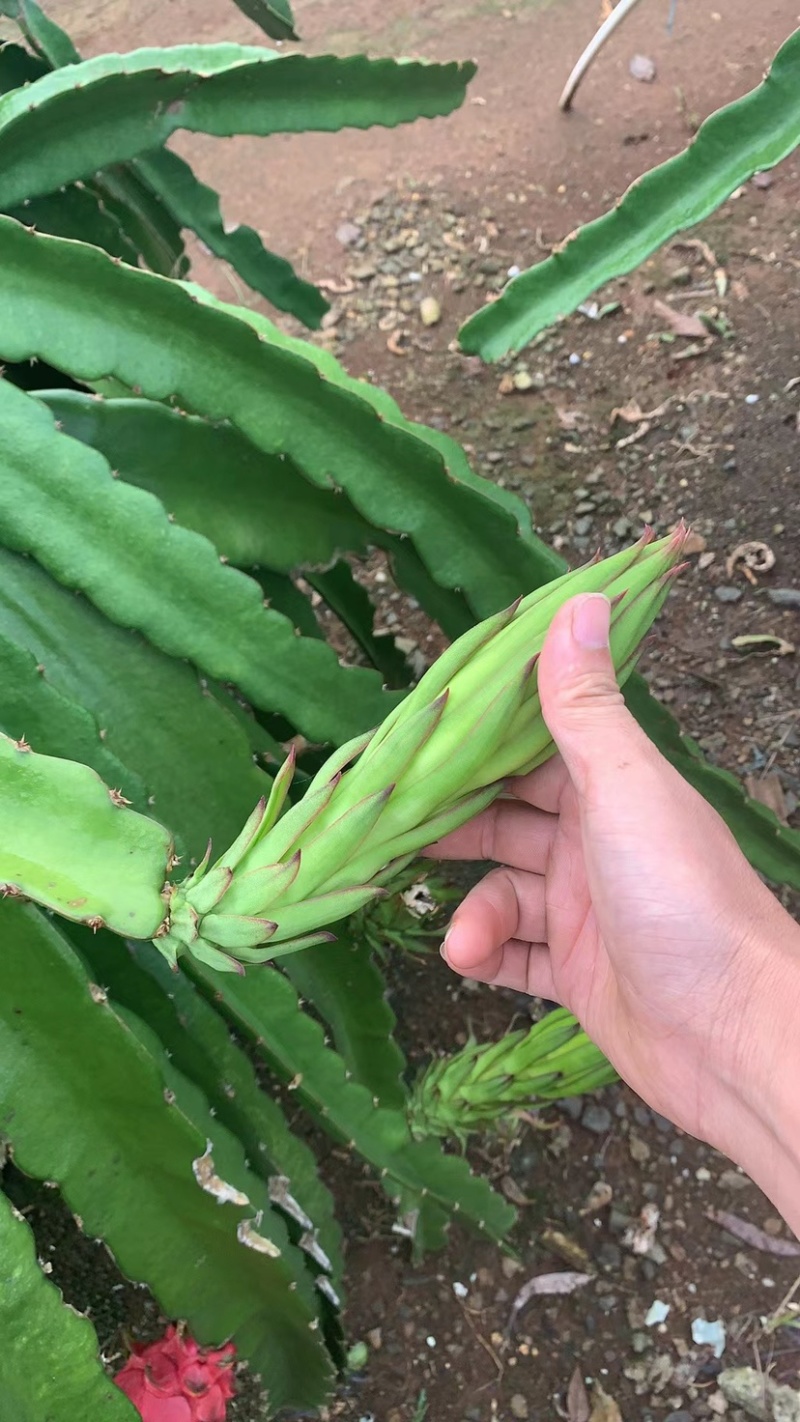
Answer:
[744, 773, 789, 825]
[556, 407, 585, 431]
[731, 634, 795, 656]
[501, 1175, 533, 1207]
[316, 276, 355, 294]
[590, 1383, 623, 1422]
[579, 1180, 613, 1216]
[653, 299, 710, 339]
[540, 1227, 592, 1271]
[725, 540, 776, 580]
[386, 329, 408, 357]
[568, 1366, 591, 1422]
[672, 341, 709, 361]
[509, 1271, 593, 1330]
[610, 398, 670, 425]
[616, 420, 650, 448]
[674, 236, 719, 269]
[707, 1208, 800, 1257]
[622, 1202, 660, 1256]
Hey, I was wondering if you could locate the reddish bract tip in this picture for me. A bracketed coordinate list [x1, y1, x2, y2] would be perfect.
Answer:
[660, 560, 690, 585]
[666, 518, 691, 557]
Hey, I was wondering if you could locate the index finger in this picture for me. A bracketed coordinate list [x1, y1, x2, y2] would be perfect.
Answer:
[423, 795, 557, 875]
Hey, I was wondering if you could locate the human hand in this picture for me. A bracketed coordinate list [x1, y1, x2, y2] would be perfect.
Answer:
[428, 593, 800, 1215]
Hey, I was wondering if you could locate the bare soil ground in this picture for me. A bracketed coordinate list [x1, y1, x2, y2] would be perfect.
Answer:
[28, 0, 800, 1417]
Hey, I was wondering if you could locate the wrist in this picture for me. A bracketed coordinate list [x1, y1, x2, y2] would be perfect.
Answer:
[705, 901, 800, 1232]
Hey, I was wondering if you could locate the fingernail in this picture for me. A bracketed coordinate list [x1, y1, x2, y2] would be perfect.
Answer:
[571, 593, 610, 650]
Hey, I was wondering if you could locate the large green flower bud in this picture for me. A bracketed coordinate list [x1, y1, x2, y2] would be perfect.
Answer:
[408, 1007, 618, 1143]
[157, 527, 687, 972]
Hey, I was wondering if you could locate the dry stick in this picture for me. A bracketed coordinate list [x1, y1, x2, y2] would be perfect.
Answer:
[559, 0, 648, 111]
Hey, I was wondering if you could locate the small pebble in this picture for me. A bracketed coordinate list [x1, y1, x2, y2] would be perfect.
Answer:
[510, 1395, 529, 1419]
[629, 53, 657, 81]
[714, 586, 743, 604]
[419, 296, 441, 327]
[768, 588, 800, 608]
[335, 220, 362, 246]
[744, 393, 760, 404]
[582, 1104, 613, 1135]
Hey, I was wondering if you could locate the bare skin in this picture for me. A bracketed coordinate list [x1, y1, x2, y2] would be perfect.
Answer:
[429, 593, 800, 1234]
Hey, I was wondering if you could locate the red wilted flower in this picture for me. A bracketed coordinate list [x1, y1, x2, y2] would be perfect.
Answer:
[114, 1325, 236, 1422]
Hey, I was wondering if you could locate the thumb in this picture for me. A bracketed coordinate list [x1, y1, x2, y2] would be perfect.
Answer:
[537, 592, 655, 798]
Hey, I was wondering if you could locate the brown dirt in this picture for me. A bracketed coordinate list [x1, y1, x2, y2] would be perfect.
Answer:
[27, 0, 800, 1417]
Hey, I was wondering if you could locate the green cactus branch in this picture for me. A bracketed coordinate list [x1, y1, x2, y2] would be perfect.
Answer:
[0, 46, 477, 208]
[459, 26, 800, 359]
[0, 0, 79, 68]
[39, 391, 377, 574]
[0, 1188, 138, 1422]
[0, 547, 275, 863]
[283, 931, 408, 1111]
[8, 182, 148, 264]
[0, 220, 558, 616]
[0, 731, 171, 936]
[191, 960, 517, 1243]
[89, 165, 189, 277]
[69, 923, 345, 1291]
[229, 0, 298, 42]
[0, 902, 333, 1409]
[133, 149, 329, 326]
[39, 389, 479, 644]
[0, 378, 399, 744]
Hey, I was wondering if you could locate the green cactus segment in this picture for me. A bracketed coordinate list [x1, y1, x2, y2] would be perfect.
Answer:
[459, 27, 800, 360]
[0, 38, 50, 91]
[158, 530, 684, 969]
[623, 677, 800, 890]
[306, 560, 415, 687]
[39, 391, 469, 669]
[191, 960, 516, 1243]
[230, 0, 298, 42]
[38, 391, 377, 573]
[0, 1187, 138, 1422]
[0, 219, 559, 621]
[0, 378, 397, 744]
[0, 0, 80, 67]
[0, 731, 171, 936]
[0, 903, 333, 1409]
[0, 632, 145, 804]
[91, 165, 189, 277]
[0, 548, 273, 864]
[0, 46, 476, 208]
[9, 182, 148, 263]
[133, 149, 328, 326]
[284, 931, 407, 1111]
[186, 282, 563, 604]
[71, 925, 345, 1289]
[409, 1008, 618, 1143]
